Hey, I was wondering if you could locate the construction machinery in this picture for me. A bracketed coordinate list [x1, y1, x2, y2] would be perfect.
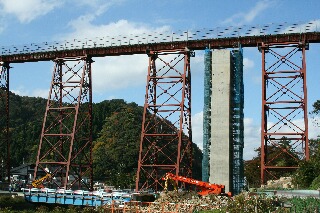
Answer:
[162, 173, 231, 196]
[31, 173, 51, 188]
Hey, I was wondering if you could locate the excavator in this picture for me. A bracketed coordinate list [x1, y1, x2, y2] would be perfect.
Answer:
[162, 172, 232, 197]
[31, 173, 52, 188]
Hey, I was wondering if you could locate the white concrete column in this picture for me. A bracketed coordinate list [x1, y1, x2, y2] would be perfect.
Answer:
[209, 49, 232, 193]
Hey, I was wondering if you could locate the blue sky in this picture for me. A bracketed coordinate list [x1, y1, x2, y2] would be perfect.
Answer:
[0, 0, 320, 159]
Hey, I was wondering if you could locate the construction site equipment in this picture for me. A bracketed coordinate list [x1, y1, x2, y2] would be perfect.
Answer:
[162, 173, 231, 196]
[163, 173, 178, 192]
[31, 173, 51, 188]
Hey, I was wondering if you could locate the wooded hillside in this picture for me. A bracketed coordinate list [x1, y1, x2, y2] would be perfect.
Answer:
[0, 92, 202, 187]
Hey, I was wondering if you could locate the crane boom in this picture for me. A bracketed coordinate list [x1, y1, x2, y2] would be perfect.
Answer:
[162, 173, 231, 196]
[32, 173, 51, 188]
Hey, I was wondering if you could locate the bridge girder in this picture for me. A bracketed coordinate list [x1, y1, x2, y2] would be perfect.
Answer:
[1, 33, 320, 63]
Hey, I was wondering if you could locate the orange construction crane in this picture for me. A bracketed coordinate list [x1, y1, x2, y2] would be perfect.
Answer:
[162, 173, 231, 196]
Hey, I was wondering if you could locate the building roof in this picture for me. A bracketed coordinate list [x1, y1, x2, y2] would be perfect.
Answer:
[11, 163, 35, 176]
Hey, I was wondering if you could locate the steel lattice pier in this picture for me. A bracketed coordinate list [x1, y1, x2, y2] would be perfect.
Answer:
[136, 49, 193, 192]
[34, 57, 93, 190]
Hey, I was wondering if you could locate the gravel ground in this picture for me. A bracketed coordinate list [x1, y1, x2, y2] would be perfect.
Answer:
[135, 191, 230, 212]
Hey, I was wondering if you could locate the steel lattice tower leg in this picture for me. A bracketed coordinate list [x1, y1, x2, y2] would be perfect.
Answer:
[260, 41, 309, 184]
[34, 56, 93, 190]
[136, 49, 193, 192]
[0, 62, 10, 184]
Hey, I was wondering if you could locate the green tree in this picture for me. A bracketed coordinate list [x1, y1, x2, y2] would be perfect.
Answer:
[311, 100, 320, 115]
[0, 93, 203, 189]
[244, 137, 300, 188]
[92, 103, 142, 188]
[244, 157, 260, 188]
[294, 160, 318, 188]
[293, 138, 320, 188]
[92, 100, 203, 188]
[292, 99, 320, 189]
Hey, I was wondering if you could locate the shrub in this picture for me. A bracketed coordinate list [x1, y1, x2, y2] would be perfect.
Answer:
[310, 175, 320, 190]
[0, 196, 34, 211]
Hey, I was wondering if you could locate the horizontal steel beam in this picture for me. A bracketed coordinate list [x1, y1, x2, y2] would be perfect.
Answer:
[1, 32, 320, 63]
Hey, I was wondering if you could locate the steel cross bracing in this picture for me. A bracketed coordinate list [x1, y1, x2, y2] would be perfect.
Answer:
[260, 41, 309, 184]
[0, 62, 10, 183]
[136, 49, 192, 192]
[34, 57, 93, 190]
[0, 20, 318, 190]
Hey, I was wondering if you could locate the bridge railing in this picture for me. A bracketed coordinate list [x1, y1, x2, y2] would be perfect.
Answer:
[0, 20, 319, 56]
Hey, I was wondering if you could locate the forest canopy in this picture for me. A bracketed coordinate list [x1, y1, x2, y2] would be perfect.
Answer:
[0, 92, 202, 187]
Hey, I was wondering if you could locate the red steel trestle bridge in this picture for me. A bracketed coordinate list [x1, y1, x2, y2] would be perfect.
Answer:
[0, 21, 320, 190]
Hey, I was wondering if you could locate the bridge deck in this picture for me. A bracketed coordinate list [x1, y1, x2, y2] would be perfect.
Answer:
[1, 32, 320, 63]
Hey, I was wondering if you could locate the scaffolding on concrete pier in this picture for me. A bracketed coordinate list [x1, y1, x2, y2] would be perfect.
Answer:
[202, 48, 212, 182]
[231, 48, 244, 195]
[202, 47, 244, 195]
